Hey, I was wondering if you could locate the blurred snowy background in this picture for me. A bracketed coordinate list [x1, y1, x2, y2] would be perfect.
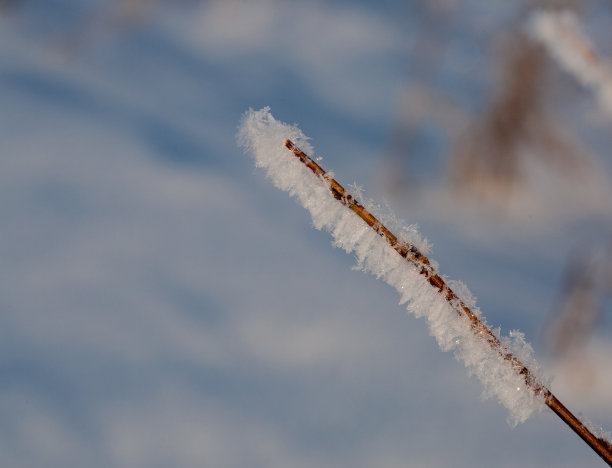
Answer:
[2, 0, 612, 467]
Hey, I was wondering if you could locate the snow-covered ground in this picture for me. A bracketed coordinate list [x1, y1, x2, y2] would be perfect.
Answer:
[1, 1, 611, 467]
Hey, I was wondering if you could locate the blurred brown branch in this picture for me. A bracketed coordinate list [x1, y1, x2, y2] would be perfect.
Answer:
[449, 34, 588, 203]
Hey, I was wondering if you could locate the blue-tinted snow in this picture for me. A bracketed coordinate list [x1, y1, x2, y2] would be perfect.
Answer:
[1, 1, 611, 467]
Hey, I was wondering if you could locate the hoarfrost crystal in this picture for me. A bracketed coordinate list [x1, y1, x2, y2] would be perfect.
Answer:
[237, 107, 546, 425]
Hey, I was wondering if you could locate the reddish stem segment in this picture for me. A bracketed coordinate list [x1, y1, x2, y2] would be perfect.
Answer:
[284, 139, 612, 466]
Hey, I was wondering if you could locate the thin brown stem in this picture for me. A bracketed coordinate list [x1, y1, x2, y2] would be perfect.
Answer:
[284, 138, 612, 466]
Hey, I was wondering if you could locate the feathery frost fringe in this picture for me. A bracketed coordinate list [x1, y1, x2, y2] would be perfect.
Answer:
[529, 10, 612, 118]
[237, 107, 546, 425]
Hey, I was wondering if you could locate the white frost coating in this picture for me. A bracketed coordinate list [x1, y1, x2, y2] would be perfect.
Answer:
[583, 418, 612, 445]
[237, 107, 545, 425]
[529, 10, 612, 118]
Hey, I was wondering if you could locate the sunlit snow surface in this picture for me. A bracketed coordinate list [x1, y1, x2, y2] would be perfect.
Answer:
[2, 1, 612, 467]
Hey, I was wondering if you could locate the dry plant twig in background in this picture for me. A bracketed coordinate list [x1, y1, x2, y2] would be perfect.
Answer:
[545, 242, 612, 393]
[449, 33, 585, 203]
[547, 248, 602, 359]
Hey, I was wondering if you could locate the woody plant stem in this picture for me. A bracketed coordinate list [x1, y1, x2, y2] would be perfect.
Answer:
[284, 139, 612, 467]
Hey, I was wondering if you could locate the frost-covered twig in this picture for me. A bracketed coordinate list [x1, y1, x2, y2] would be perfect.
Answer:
[529, 10, 612, 118]
[238, 107, 612, 466]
